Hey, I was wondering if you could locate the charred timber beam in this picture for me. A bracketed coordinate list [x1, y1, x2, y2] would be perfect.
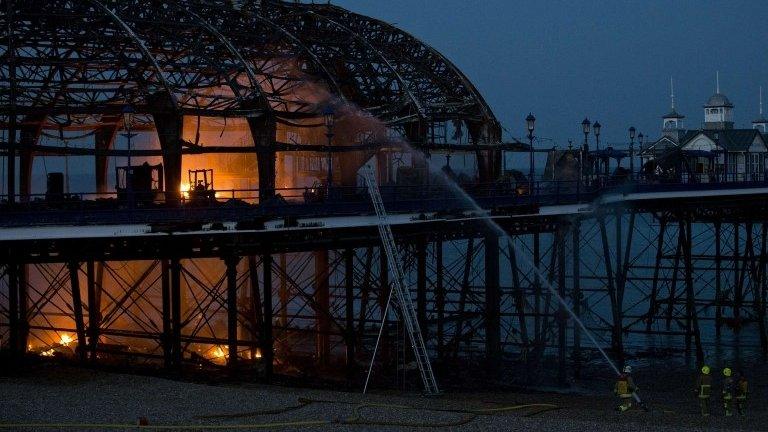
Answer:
[150, 92, 184, 206]
[7, 264, 19, 357]
[95, 124, 119, 194]
[225, 255, 240, 372]
[262, 253, 274, 381]
[247, 256, 264, 361]
[170, 258, 182, 370]
[19, 121, 43, 202]
[161, 259, 172, 369]
[247, 116, 278, 202]
[67, 261, 86, 362]
[86, 260, 101, 362]
[18, 264, 28, 355]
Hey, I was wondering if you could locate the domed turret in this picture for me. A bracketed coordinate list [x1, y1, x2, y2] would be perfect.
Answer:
[703, 73, 734, 130]
[705, 93, 734, 108]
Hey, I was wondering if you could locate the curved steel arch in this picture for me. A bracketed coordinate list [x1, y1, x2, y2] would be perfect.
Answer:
[253, 14, 344, 99]
[1, 0, 151, 117]
[88, 0, 179, 109]
[166, 1, 266, 110]
[2, 0, 500, 136]
[176, 0, 344, 115]
[304, 11, 425, 118]
[264, 2, 426, 123]
[2, 0, 271, 121]
[303, 2, 499, 132]
[100, 0, 265, 114]
[218, 0, 345, 99]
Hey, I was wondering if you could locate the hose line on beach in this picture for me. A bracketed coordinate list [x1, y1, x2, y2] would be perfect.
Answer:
[0, 420, 333, 430]
[0, 399, 561, 430]
[193, 399, 313, 419]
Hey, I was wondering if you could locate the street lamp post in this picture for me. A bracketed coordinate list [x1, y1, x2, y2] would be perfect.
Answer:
[638, 133, 644, 179]
[122, 105, 135, 207]
[593, 121, 603, 176]
[526, 113, 536, 196]
[628, 126, 636, 178]
[323, 106, 335, 194]
[581, 118, 591, 183]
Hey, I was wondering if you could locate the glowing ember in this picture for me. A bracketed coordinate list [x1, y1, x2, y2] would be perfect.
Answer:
[59, 334, 74, 346]
[40, 349, 55, 357]
[206, 345, 227, 365]
[212, 346, 225, 358]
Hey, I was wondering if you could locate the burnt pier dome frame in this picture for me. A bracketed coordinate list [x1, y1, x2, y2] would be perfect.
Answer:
[0, 0, 502, 202]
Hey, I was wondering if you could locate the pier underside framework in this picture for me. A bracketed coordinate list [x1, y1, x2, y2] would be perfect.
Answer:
[2, 194, 768, 388]
[2, 0, 768, 390]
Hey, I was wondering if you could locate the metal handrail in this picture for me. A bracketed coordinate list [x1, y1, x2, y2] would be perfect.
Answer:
[1, 175, 767, 226]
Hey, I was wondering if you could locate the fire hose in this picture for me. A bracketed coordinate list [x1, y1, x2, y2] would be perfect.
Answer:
[0, 398, 560, 430]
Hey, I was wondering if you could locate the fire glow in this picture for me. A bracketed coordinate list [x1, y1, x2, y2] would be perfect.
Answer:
[59, 334, 74, 347]
[207, 345, 227, 365]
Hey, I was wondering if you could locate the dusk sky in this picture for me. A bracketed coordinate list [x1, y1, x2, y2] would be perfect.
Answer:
[332, 0, 768, 148]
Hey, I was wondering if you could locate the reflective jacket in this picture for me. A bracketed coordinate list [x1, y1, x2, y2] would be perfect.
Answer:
[615, 374, 636, 398]
[737, 378, 748, 400]
[697, 374, 712, 398]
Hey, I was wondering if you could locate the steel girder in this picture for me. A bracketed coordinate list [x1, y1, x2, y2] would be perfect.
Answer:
[1, 0, 499, 143]
[301, 2, 498, 128]
[0, 0, 266, 123]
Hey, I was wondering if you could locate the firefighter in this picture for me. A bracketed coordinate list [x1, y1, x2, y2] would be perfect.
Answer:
[722, 367, 734, 417]
[696, 365, 712, 417]
[614, 365, 637, 412]
[736, 372, 748, 416]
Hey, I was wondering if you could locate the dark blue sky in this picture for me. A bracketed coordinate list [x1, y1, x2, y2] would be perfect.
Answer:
[332, 0, 768, 147]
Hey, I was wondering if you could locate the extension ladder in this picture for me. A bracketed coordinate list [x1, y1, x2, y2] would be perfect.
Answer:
[361, 165, 439, 395]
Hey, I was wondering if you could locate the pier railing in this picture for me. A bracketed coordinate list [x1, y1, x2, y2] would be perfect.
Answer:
[0, 173, 767, 227]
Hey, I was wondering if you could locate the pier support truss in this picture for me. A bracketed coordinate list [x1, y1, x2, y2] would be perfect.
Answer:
[1, 207, 767, 388]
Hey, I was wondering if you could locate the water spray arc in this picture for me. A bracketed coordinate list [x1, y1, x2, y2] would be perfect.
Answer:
[392, 142, 644, 402]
